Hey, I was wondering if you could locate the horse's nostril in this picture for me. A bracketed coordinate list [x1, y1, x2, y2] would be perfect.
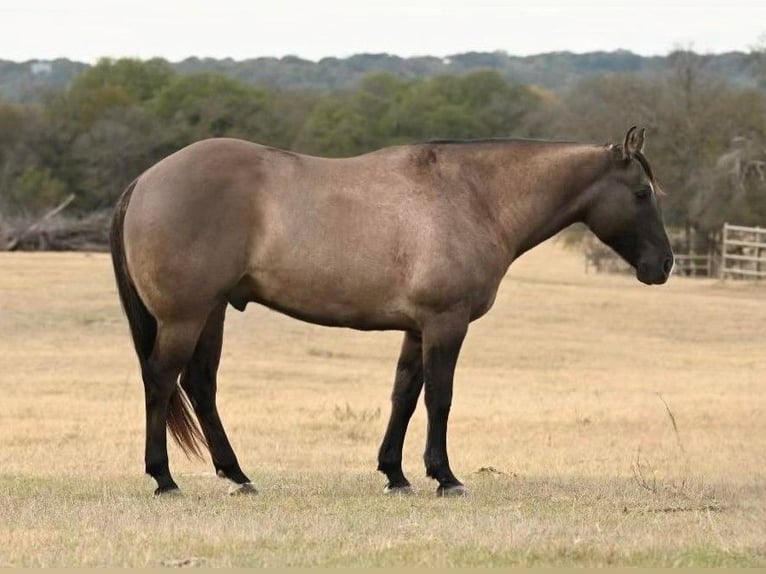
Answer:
[664, 257, 674, 275]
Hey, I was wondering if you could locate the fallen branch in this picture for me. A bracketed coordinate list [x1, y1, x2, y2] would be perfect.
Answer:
[3, 208, 111, 253]
[6, 194, 76, 251]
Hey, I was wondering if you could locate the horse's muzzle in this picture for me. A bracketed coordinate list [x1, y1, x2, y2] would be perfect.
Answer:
[637, 255, 673, 285]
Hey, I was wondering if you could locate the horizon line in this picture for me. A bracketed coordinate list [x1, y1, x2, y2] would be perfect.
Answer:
[1, 46, 757, 66]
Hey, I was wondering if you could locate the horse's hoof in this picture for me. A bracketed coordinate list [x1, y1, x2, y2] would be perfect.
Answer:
[436, 484, 467, 497]
[154, 484, 181, 497]
[383, 484, 413, 495]
[228, 482, 257, 496]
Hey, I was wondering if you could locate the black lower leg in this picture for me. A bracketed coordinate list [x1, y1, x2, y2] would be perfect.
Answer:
[377, 332, 423, 490]
[202, 411, 251, 485]
[182, 375, 250, 484]
[144, 380, 179, 494]
[422, 316, 467, 493]
[142, 318, 208, 496]
[423, 408, 462, 490]
[180, 303, 251, 486]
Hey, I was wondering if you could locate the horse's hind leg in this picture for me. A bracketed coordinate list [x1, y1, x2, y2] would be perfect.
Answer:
[180, 303, 255, 495]
[143, 317, 206, 495]
[377, 331, 424, 494]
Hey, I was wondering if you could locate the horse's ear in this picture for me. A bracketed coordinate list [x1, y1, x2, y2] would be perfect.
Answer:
[634, 127, 646, 153]
[622, 126, 646, 159]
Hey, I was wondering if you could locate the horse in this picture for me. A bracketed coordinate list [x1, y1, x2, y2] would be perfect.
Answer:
[110, 126, 673, 497]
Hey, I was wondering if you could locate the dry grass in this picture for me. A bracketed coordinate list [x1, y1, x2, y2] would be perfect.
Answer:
[0, 241, 765, 566]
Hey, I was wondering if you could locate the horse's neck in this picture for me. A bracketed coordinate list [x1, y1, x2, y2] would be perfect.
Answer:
[462, 143, 609, 261]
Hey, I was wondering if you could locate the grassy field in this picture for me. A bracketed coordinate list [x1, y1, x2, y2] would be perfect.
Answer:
[1, 241, 765, 566]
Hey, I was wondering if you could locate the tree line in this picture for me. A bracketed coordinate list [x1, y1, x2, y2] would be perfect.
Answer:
[1, 53, 765, 250]
[2, 50, 763, 102]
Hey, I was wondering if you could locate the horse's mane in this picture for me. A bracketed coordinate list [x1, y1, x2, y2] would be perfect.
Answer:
[634, 150, 665, 195]
[424, 136, 577, 146]
[610, 144, 665, 196]
[425, 137, 665, 195]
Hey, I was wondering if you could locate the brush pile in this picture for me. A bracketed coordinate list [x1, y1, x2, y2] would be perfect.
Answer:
[1, 196, 111, 252]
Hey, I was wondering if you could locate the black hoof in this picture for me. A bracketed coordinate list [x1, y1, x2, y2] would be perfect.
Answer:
[436, 483, 467, 497]
[217, 467, 252, 485]
[383, 483, 413, 495]
[228, 482, 257, 496]
[154, 484, 181, 497]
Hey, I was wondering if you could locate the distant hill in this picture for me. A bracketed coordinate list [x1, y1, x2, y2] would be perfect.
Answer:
[1, 50, 761, 102]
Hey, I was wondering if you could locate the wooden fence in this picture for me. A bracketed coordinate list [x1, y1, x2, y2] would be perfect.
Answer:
[674, 253, 714, 277]
[719, 223, 766, 279]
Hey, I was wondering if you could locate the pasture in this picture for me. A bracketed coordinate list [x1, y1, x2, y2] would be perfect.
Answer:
[0, 241, 764, 566]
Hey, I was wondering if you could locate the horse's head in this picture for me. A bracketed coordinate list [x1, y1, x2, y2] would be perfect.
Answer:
[583, 127, 674, 285]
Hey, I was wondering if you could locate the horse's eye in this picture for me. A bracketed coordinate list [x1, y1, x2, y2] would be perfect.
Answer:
[635, 186, 652, 200]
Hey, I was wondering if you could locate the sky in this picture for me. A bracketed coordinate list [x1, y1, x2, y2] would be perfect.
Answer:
[2, 1, 765, 63]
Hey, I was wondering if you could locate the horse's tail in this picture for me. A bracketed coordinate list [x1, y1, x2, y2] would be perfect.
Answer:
[110, 179, 207, 459]
[110, 180, 155, 368]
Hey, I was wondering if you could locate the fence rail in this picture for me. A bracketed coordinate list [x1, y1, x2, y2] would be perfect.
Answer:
[723, 223, 766, 235]
[720, 222, 766, 280]
[673, 253, 714, 277]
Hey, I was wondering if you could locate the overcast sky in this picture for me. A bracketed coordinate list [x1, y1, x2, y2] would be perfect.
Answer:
[2, 1, 765, 63]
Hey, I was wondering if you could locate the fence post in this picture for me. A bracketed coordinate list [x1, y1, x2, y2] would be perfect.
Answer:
[757, 227, 763, 279]
[719, 222, 728, 279]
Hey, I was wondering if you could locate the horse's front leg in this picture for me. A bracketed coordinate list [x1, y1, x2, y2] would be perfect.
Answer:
[421, 311, 469, 496]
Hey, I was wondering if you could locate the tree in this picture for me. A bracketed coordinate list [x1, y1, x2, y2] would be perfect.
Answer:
[294, 73, 404, 155]
[152, 73, 282, 149]
[295, 93, 383, 156]
[71, 105, 166, 209]
[0, 103, 71, 213]
[556, 54, 766, 250]
[296, 71, 545, 157]
[691, 133, 766, 231]
[69, 58, 174, 104]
